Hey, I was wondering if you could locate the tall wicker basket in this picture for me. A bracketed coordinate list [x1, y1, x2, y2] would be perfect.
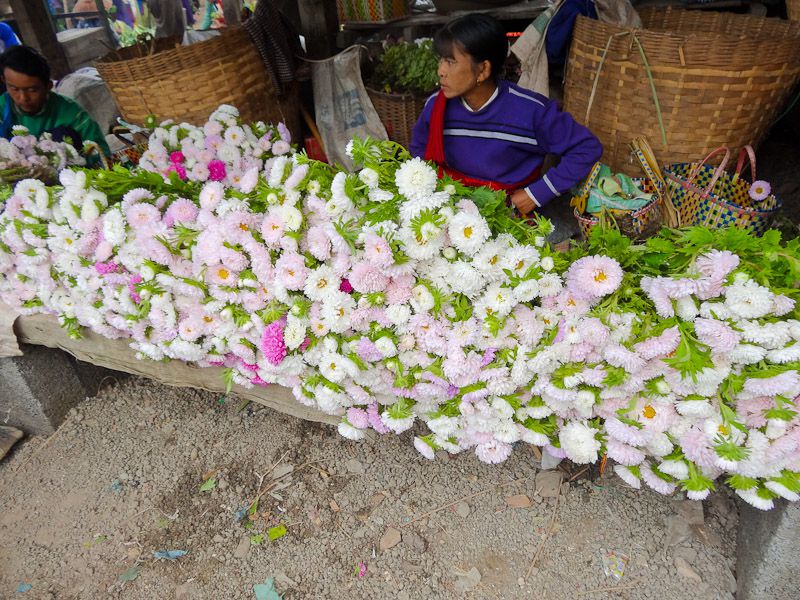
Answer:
[366, 88, 429, 150]
[563, 7, 800, 175]
[95, 28, 301, 137]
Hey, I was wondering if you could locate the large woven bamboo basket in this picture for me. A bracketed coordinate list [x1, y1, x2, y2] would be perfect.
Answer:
[366, 88, 429, 150]
[563, 7, 800, 175]
[95, 28, 301, 137]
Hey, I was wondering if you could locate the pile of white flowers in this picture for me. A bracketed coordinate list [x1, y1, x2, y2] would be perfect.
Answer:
[0, 106, 798, 509]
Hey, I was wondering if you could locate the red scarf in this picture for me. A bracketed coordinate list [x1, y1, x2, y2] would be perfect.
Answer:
[423, 90, 541, 193]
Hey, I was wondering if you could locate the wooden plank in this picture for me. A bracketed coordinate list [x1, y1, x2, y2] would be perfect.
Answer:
[8, 0, 70, 78]
[13, 313, 338, 426]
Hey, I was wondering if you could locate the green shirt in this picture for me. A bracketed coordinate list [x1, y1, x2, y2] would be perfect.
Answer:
[0, 91, 110, 157]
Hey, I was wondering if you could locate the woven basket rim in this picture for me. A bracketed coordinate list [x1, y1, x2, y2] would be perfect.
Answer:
[366, 87, 435, 100]
[665, 171, 781, 217]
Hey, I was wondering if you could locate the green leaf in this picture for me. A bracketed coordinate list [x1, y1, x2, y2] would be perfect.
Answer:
[199, 477, 216, 492]
[268, 524, 287, 541]
[726, 474, 759, 491]
[250, 533, 265, 545]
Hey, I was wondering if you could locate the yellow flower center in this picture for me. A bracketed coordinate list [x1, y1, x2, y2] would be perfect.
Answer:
[271, 224, 280, 231]
[287, 269, 295, 277]
[239, 223, 249, 231]
[643, 405, 656, 419]
[218, 268, 229, 280]
[329, 362, 336, 370]
[203, 316, 213, 323]
[65, 238, 73, 245]
[567, 298, 576, 307]
[463, 226, 473, 239]
[718, 424, 729, 436]
[489, 256, 498, 265]
[516, 260, 525, 270]
[594, 271, 607, 282]
[317, 279, 328, 289]
[337, 308, 345, 317]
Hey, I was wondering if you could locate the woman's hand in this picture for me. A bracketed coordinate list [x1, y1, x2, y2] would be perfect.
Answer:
[509, 189, 536, 216]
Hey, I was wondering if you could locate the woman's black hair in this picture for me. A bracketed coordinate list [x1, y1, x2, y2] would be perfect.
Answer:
[434, 13, 508, 80]
[0, 45, 51, 85]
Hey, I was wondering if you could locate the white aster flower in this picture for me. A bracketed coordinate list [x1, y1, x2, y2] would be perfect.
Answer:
[284, 316, 307, 350]
[304, 265, 337, 302]
[319, 352, 357, 383]
[448, 211, 490, 256]
[395, 157, 437, 202]
[559, 421, 601, 464]
[725, 278, 775, 320]
[338, 421, 366, 441]
[358, 167, 380, 189]
[448, 260, 485, 298]
[374, 336, 397, 358]
[410, 284, 435, 313]
[513, 279, 540, 303]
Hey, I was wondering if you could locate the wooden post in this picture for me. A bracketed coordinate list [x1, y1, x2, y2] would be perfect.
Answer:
[8, 0, 70, 78]
[297, 0, 339, 59]
[220, 0, 240, 28]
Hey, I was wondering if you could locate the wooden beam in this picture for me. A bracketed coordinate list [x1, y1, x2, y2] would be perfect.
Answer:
[297, 0, 339, 59]
[8, 0, 70, 78]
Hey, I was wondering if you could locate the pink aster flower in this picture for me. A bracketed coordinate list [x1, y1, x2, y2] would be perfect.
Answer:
[125, 202, 161, 230]
[94, 261, 119, 275]
[206, 263, 238, 286]
[633, 326, 680, 360]
[260, 213, 285, 246]
[603, 344, 645, 374]
[356, 338, 383, 362]
[694, 317, 740, 354]
[164, 198, 199, 227]
[640, 277, 674, 318]
[275, 253, 308, 290]
[565, 255, 624, 299]
[366, 402, 390, 434]
[694, 250, 740, 291]
[749, 180, 771, 202]
[340, 278, 353, 293]
[169, 150, 185, 164]
[414, 437, 436, 460]
[743, 372, 800, 398]
[348, 261, 389, 294]
[605, 417, 649, 446]
[606, 438, 645, 466]
[207, 159, 227, 182]
[363, 232, 393, 268]
[474, 440, 512, 464]
[304, 225, 332, 261]
[261, 319, 287, 365]
[679, 427, 718, 468]
[166, 163, 187, 180]
[346, 407, 370, 429]
[640, 462, 676, 495]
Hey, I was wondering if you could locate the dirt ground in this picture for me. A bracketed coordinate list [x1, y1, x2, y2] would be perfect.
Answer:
[1, 103, 799, 600]
[2, 375, 739, 600]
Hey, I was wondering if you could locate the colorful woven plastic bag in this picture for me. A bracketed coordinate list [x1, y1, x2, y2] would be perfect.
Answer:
[664, 146, 780, 235]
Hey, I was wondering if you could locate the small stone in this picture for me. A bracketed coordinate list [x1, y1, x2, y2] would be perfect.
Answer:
[506, 494, 532, 508]
[233, 536, 250, 559]
[674, 557, 702, 582]
[453, 567, 482, 593]
[190, 448, 198, 460]
[345, 459, 365, 474]
[535, 471, 562, 498]
[0, 426, 23, 460]
[402, 530, 427, 553]
[675, 499, 704, 526]
[218, 479, 229, 490]
[272, 463, 295, 479]
[454, 502, 470, 518]
[518, 577, 525, 586]
[380, 527, 402, 551]
[213, 534, 224, 543]
[330, 500, 340, 512]
[664, 515, 692, 547]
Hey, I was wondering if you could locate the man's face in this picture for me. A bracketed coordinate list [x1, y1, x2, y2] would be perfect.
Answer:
[3, 68, 51, 115]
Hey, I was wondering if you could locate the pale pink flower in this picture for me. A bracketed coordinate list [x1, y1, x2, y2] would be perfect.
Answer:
[749, 180, 771, 201]
[565, 255, 623, 299]
[640, 462, 676, 495]
[633, 326, 680, 359]
[349, 261, 389, 294]
[414, 437, 436, 460]
[606, 438, 645, 466]
[743, 372, 800, 398]
[363, 232, 393, 268]
[305, 225, 332, 261]
[125, 202, 161, 229]
[385, 275, 414, 304]
[605, 417, 649, 446]
[640, 277, 674, 318]
[261, 212, 286, 246]
[164, 198, 199, 226]
[694, 317, 740, 353]
[275, 253, 308, 290]
[679, 427, 718, 468]
[603, 344, 645, 373]
[773, 295, 796, 316]
[206, 263, 238, 286]
[474, 440, 512, 464]
[347, 407, 370, 429]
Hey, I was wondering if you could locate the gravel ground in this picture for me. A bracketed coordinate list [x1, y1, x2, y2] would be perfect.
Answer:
[2, 376, 738, 600]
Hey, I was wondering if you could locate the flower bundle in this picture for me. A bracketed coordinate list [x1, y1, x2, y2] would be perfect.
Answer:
[1, 105, 798, 509]
[0, 126, 85, 185]
[137, 105, 292, 186]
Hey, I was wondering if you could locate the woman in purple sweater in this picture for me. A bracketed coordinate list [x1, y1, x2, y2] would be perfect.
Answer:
[410, 13, 602, 217]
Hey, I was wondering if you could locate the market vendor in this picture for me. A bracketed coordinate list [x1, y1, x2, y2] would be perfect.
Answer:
[0, 45, 110, 158]
[410, 14, 601, 216]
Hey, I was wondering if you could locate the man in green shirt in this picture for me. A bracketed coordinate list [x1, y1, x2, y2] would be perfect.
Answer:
[0, 45, 110, 158]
